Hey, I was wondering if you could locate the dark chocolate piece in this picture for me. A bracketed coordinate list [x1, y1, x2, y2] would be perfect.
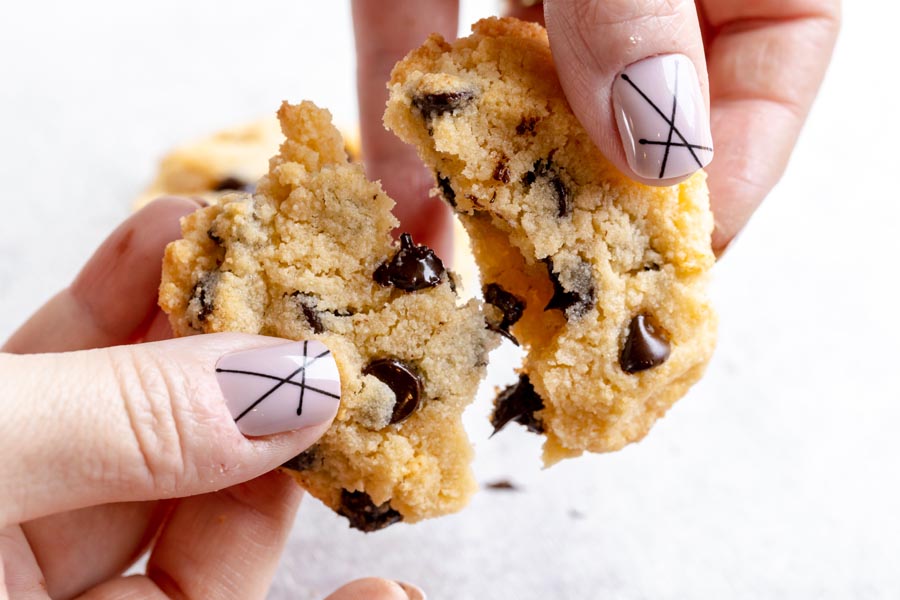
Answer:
[543, 259, 594, 319]
[493, 159, 511, 183]
[491, 374, 544, 435]
[483, 283, 525, 343]
[337, 489, 403, 532]
[516, 116, 539, 135]
[412, 90, 475, 117]
[522, 159, 571, 216]
[213, 176, 256, 193]
[206, 227, 224, 245]
[281, 446, 320, 471]
[373, 233, 445, 291]
[486, 479, 519, 491]
[190, 271, 220, 323]
[550, 174, 571, 217]
[290, 291, 325, 334]
[363, 358, 423, 424]
[436, 174, 457, 208]
[620, 314, 671, 373]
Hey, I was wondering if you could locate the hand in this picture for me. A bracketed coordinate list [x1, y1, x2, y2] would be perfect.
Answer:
[353, 0, 840, 256]
[0, 198, 422, 600]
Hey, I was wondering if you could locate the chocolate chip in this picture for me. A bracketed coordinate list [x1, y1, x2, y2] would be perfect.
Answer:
[484, 283, 525, 343]
[550, 175, 570, 217]
[491, 374, 544, 435]
[543, 259, 594, 319]
[207, 227, 224, 245]
[516, 116, 539, 136]
[337, 489, 403, 532]
[486, 479, 519, 491]
[281, 446, 320, 471]
[492, 159, 511, 183]
[436, 174, 457, 208]
[620, 314, 671, 373]
[190, 271, 220, 323]
[522, 159, 571, 217]
[213, 176, 256, 193]
[412, 90, 475, 117]
[289, 292, 325, 334]
[373, 233, 446, 291]
[363, 358, 423, 424]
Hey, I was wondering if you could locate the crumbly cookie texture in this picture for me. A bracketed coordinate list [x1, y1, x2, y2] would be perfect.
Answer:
[159, 101, 498, 530]
[385, 17, 717, 464]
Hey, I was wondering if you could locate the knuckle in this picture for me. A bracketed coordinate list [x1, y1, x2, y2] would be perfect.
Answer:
[107, 347, 192, 496]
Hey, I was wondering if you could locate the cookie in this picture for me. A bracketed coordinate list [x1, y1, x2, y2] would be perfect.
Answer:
[384, 17, 717, 464]
[159, 101, 498, 530]
[136, 118, 361, 208]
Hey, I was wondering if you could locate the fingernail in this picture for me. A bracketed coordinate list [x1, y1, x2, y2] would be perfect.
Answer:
[395, 581, 427, 600]
[216, 340, 341, 437]
[613, 54, 713, 181]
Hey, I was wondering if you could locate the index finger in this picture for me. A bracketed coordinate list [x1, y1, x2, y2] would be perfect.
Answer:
[700, 0, 841, 252]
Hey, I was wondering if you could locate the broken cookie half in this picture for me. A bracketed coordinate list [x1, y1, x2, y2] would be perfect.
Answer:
[385, 17, 717, 463]
[160, 101, 499, 531]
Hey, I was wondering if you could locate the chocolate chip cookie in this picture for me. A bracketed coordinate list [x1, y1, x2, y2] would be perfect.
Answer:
[159, 101, 498, 530]
[385, 17, 717, 464]
[136, 118, 362, 209]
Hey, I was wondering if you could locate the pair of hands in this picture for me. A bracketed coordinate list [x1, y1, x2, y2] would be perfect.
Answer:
[1, 1, 839, 598]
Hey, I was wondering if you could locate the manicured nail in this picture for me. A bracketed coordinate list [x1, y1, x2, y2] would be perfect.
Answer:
[395, 581, 427, 600]
[613, 54, 713, 180]
[216, 340, 341, 437]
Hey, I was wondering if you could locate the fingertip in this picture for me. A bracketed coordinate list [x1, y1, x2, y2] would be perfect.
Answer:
[325, 577, 422, 600]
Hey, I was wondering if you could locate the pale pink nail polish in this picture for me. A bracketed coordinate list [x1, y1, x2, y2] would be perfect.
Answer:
[613, 54, 713, 181]
[216, 340, 341, 437]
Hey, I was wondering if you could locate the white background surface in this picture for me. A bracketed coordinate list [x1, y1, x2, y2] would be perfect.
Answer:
[2, 2, 898, 599]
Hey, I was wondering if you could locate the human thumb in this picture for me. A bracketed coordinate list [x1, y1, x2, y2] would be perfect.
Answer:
[0, 332, 339, 527]
[545, 0, 713, 185]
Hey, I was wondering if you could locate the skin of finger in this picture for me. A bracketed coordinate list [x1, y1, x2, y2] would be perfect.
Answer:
[503, 0, 545, 25]
[2, 197, 198, 354]
[324, 578, 416, 600]
[141, 470, 303, 600]
[353, 0, 458, 260]
[142, 309, 175, 344]
[543, 0, 710, 186]
[22, 502, 172, 600]
[0, 333, 333, 527]
[0, 525, 50, 599]
[700, 0, 840, 252]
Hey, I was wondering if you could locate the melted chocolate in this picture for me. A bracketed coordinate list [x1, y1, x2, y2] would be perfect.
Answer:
[363, 358, 422, 424]
[543, 259, 594, 319]
[337, 489, 403, 532]
[214, 176, 256, 193]
[290, 292, 325, 334]
[281, 446, 319, 471]
[373, 233, 445, 291]
[491, 374, 544, 435]
[484, 283, 525, 343]
[620, 314, 671, 373]
[436, 174, 457, 208]
[190, 272, 219, 323]
[412, 90, 475, 117]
